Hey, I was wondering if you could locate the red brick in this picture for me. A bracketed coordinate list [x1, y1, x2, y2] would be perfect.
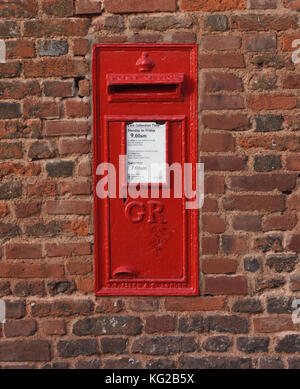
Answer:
[201, 236, 219, 255]
[205, 176, 225, 194]
[202, 72, 243, 92]
[202, 114, 249, 130]
[59, 138, 91, 155]
[75, 0, 102, 14]
[233, 215, 262, 231]
[145, 315, 176, 334]
[64, 220, 89, 236]
[263, 212, 297, 231]
[199, 54, 245, 68]
[250, 0, 277, 8]
[284, 0, 300, 10]
[5, 244, 42, 259]
[6, 40, 35, 58]
[0, 81, 40, 100]
[105, 0, 177, 13]
[59, 180, 91, 195]
[15, 201, 42, 218]
[201, 156, 247, 171]
[129, 298, 158, 312]
[46, 242, 91, 257]
[283, 75, 300, 89]
[73, 38, 89, 56]
[0, 62, 21, 78]
[204, 276, 248, 295]
[287, 195, 300, 211]
[46, 200, 91, 215]
[290, 276, 300, 292]
[0, 0, 38, 18]
[1, 263, 64, 278]
[0, 142, 22, 159]
[44, 81, 74, 97]
[6, 300, 26, 319]
[248, 95, 297, 110]
[282, 34, 300, 51]
[201, 133, 234, 152]
[202, 259, 238, 274]
[78, 79, 90, 97]
[245, 33, 276, 51]
[253, 316, 296, 333]
[23, 100, 59, 119]
[24, 19, 90, 37]
[286, 155, 300, 170]
[165, 296, 225, 311]
[45, 120, 89, 137]
[222, 235, 248, 254]
[223, 195, 285, 212]
[41, 319, 66, 335]
[27, 181, 57, 197]
[232, 14, 298, 31]
[229, 174, 296, 192]
[202, 197, 218, 212]
[66, 262, 92, 275]
[200, 36, 241, 51]
[0, 341, 50, 362]
[0, 103, 21, 119]
[238, 135, 300, 152]
[4, 320, 37, 337]
[0, 202, 8, 218]
[181, 0, 245, 11]
[202, 215, 226, 233]
[41, 0, 74, 16]
[286, 235, 300, 252]
[0, 162, 40, 177]
[201, 95, 244, 110]
[24, 58, 88, 78]
[76, 277, 94, 293]
[64, 100, 90, 118]
[170, 31, 195, 43]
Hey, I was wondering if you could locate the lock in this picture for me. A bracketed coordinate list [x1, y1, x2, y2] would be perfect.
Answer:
[93, 44, 199, 295]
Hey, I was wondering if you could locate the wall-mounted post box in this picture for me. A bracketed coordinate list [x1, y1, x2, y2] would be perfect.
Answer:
[93, 44, 198, 296]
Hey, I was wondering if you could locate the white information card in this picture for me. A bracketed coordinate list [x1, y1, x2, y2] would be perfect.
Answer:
[126, 121, 166, 184]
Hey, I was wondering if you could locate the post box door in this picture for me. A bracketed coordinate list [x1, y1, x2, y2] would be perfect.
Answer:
[93, 44, 198, 295]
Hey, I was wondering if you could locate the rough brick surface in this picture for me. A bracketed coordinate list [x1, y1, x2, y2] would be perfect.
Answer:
[0, 0, 299, 369]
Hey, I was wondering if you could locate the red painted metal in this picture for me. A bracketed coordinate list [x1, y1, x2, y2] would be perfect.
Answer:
[93, 44, 198, 296]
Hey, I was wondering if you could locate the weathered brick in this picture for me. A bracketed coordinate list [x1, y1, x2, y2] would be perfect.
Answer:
[0, 0, 38, 18]
[42, 0, 74, 16]
[204, 15, 229, 31]
[250, 0, 277, 8]
[205, 315, 248, 334]
[199, 54, 245, 69]
[200, 36, 241, 51]
[179, 355, 251, 369]
[201, 236, 219, 255]
[201, 156, 247, 171]
[0, 21, 20, 38]
[6, 300, 26, 319]
[165, 297, 225, 311]
[13, 281, 45, 297]
[254, 155, 282, 172]
[202, 259, 238, 274]
[204, 276, 248, 295]
[132, 336, 197, 355]
[6, 40, 35, 58]
[46, 200, 90, 215]
[245, 34, 276, 51]
[201, 95, 244, 110]
[101, 338, 128, 354]
[129, 15, 192, 32]
[146, 358, 176, 369]
[0, 81, 40, 100]
[39, 40, 68, 57]
[73, 38, 89, 56]
[78, 79, 90, 97]
[232, 14, 298, 31]
[76, 0, 102, 14]
[0, 62, 22, 78]
[41, 320, 66, 336]
[46, 160, 74, 177]
[232, 298, 263, 313]
[181, 0, 245, 11]
[24, 19, 90, 37]
[5, 244, 42, 259]
[59, 138, 91, 154]
[47, 281, 76, 296]
[1, 263, 64, 279]
[275, 335, 300, 353]
[0, 103, 21, 119]
[237, 337, 269, 353]
[4, 320, 37, 337]
[202, 215, 226, 233]
[229, 174, 295, 192]
[203, 336, 233, 352]
[103, 357, 141, 369]
[223, 195, 285, 212]
[0, 222, 21, 239]
[0, 341, 50, 361]
[233, 215, 262, 231]
[59, 180, 91, 195]
[145, 315, 176, 334]
[57, 339, 98, 357]
[0, 182, 22, 199]
[105, 0, 177, 13]
[266, 254, 298, 273]
[254, 316, 296, 333]
[28, 141, 56, 160]
[202, 114, 249, 130]
[286, 235, 300, 252]
[248, 95, 297, 110]
[129, 298, 159, 312]
[255, 115, 283, 132]
[73, 316, 142, 335]
[222, 235, 248, 254]
[27, 181, 57, 197]
[259, 357, 284, 369]
[24, 58, 88, 78]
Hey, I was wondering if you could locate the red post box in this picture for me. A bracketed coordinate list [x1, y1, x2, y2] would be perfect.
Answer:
[93, 44, 198, 296]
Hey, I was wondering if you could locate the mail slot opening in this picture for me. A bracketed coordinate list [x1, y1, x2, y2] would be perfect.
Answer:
[109, 83, 178, 95]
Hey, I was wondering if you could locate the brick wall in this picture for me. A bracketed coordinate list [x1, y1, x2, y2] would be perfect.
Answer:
[0, 0, 299, 369]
